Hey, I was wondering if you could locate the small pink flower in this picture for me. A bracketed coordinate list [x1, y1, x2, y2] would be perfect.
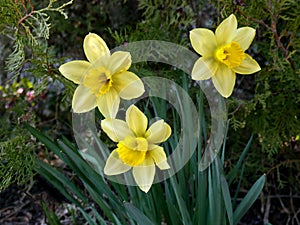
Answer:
[17, 87, 24, 94]
[26, 90, 35, 101]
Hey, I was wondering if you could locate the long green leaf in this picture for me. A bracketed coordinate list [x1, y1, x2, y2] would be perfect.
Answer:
[37, 160, 89, 203]
[232, 161, 246, 209]
[221, 175, 233, 225]
[193, 170, 208, 224]
[124, 202, 156, 225]
[90, 207, 109, 225]
[84, 183, 123, 224]
[55, 140, 128, 223]
[169, 175, 192, 225]
[227, 135, 253, 185]
[165, 181, 181, 225]
[233, 174, 266, 224]
[42, 201, 62, 225]
[26, 125, 126, 224]
[78, 208, 97, 225]
[58, 141, 130, 225]
[25, 124, 64, 159]
[56, 141, 117, 202]
[207, 157, 223, 224]
[221, 120, 230, 166]
[37, 161, 83, 206]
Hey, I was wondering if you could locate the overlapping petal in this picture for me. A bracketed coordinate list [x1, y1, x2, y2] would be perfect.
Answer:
[212, 64, 236, 98]
[108, 51, 131, 75]
[233, 54, 261, 74]
[104, 150, 131, 175]
[145, 120, 171, 144]
[72, 85, 97, 113]
[132, 158, 155, 193]
[191, 57, 218, 80]
[113, 71, 145, 100]
[91, 53, 110, 69]
[120, 136, 139, 150]
[215, 14, 237, 45]
[233, 27, 256, 51]
[83, 67, 109, 95]
[84, 33, 110, 63]
[59, 60, 90, 84]
[156, 160, 170, 170]
[126, 105, 148, 137]
[101, 119, 133, 142]
[190, 28, 217, 56]
[97, 88, 120, 118]
[148, 146, 170, 170]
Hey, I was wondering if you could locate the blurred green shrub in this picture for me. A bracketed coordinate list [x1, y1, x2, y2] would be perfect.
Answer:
[0, 0, 73, 191]
[221, 0, 300, 157]
[0, 133, 36, 191]
[0, 77, 37, 190]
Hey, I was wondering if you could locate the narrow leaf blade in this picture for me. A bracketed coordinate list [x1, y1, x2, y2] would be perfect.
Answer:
[233, 174, 266, 224]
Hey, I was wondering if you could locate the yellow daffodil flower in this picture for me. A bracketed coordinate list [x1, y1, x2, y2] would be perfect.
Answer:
[101, 105, 171, 193]
[190, 14, 261, 97]
[59, 33, 145, 118]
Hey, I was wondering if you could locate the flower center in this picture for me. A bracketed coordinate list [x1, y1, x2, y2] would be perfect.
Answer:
[117, 136, 148, 166]
[83, 67, 112, 97]
[98, 78, 113, 96]
[215, 42, 245, 68]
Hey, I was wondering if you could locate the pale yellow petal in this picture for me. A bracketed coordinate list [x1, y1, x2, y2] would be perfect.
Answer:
[72, 85, 97, 113]
[233, 27, 256, 51]
[215, 14, 237, 46]
[148, 146, 170, 170]
[233, 54, 261, 74]
[191, 57, 218, 80]
[101, 119, 134, 142]
[83, 33, 110, 63]
[212, 64, 236, 98]
[59, 60, 91, 84]
[91, 53, 110, 69]
[126, 105, 148, 137]
[190, 28, 217, 56]
[156, 160, 170, 170]
[97, 88, 120, 118]
[108, 51, 131, 75]
[83, 67, 108, 95]
[113, 71, 145, 99]
[132, 158, 155, 193]
[145, 120, 171, 144]
[104, 150, 131, 175]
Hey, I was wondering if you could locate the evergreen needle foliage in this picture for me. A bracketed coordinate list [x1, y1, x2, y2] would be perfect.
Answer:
[0, 134, 36, 191]
[0, 0, 73, 191]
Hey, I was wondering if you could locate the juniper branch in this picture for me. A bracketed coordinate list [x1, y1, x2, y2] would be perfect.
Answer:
[235, 4, 295, 70]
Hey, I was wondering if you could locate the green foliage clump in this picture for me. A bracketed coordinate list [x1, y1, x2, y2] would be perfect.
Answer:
[0, 134, 36, 191]
[1, 0, 73, 92]
[0, 77, 37, 191]
[0, 0, 20, 31]
[0, 0, 74, 191]
[109, 0, 195, 46]
[217, 0, 300, 156]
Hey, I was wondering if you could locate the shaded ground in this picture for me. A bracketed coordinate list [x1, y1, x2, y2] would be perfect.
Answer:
[0, 176, 68, 225]
[1, 176, 300, 225]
